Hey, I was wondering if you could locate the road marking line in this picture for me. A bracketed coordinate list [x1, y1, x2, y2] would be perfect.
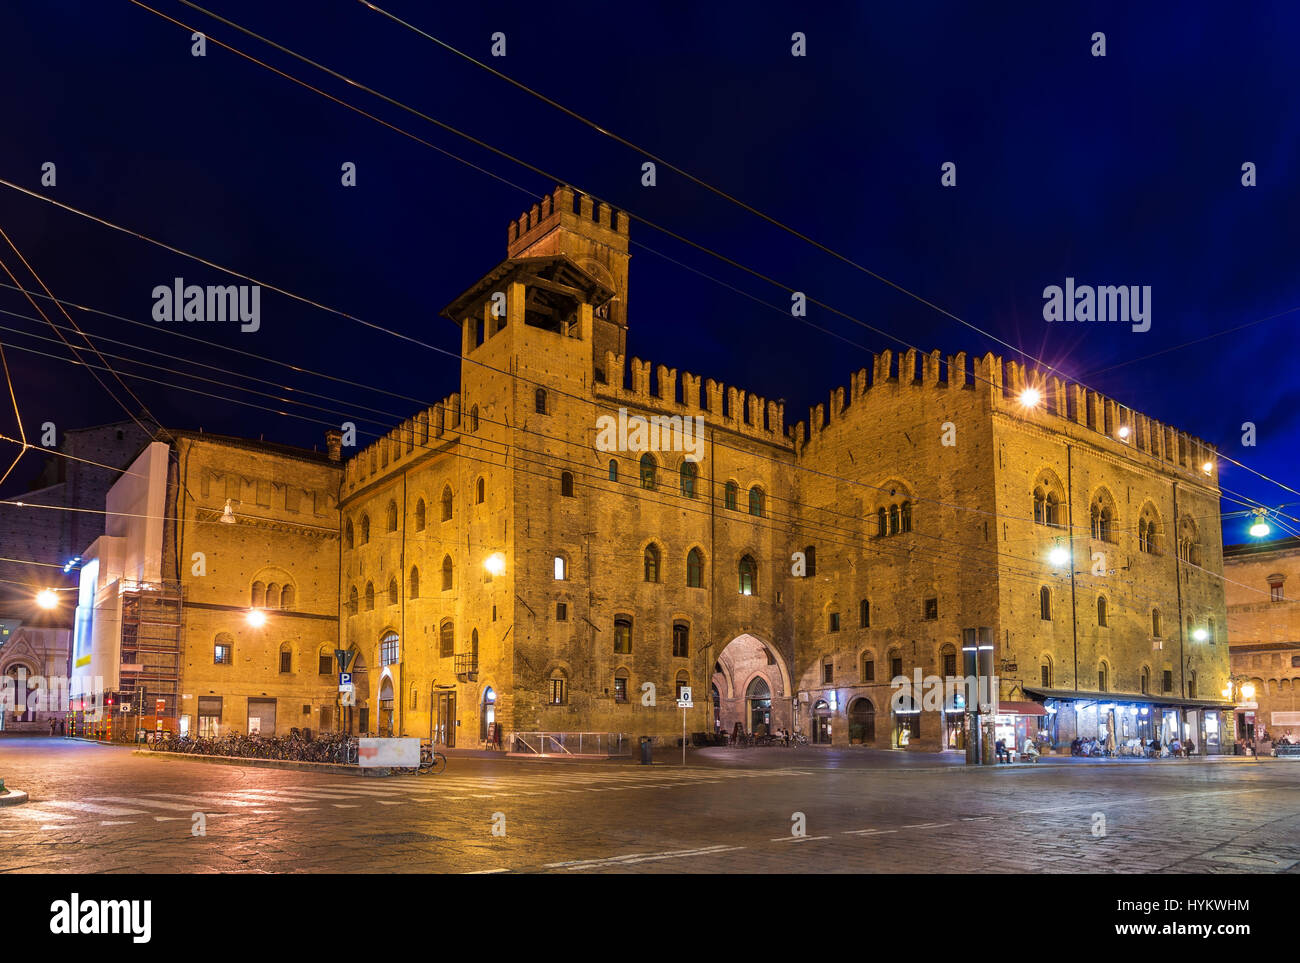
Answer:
[99, 820, 135, 826]
[91, 796, 205, 812]
[140, 793, 262, 808]
[376, 801, 404, 806]
[466, 868, 510, 874]
[770, 835, 832, 843]
[332, 804, 360, 808]
[153, 816, 187, 822]
[7, 809, 75, 821]
[545, 844, 741, 869]
[291, 807, 319, 812]
[902, 822, 951, 829]
[842, 829, 898, 836]
[469, 794, 494, 799]
[45, 801, 146, 816]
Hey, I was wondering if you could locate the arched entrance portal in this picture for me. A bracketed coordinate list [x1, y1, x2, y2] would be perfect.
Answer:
[747, 677, 772, 733]
[712, 634, 793, 738]
[378, 676, 394, 737]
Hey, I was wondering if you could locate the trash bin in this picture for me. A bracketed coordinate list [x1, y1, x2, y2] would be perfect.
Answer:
[639, 736, 653, 765]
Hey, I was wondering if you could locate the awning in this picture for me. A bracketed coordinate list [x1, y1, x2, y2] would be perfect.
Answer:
[994, 701, 1047, 716]
[1024, 686, 1233, 710]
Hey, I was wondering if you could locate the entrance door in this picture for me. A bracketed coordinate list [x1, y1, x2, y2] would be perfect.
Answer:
[247, 698, 277, 736]
[812, 699, 832, 744]
[435, 692, 456, 747]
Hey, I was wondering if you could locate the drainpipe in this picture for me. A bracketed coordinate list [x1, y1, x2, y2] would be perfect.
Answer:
[1066, 443, 1079, 690]
[1173, 481, 1186, 698]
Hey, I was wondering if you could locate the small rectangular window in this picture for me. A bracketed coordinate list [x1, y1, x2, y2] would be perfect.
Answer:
[279, 651, 292, 674]
[859, 600, 870, 628]
[613, 677, 628, 703]
[822, 661, 833, 684]
[214, 645, 232, 665]
[318, 654, 332, 675]
[890, 657, 902, 679]
[1040, 665, 1050, 687]
[923, 598, 938, 621]
[556, 602, 568, 622]
[1162, 670, 1173, 693]
[828, 612, 840, 633]
[550, 677, 566, 705]
[862, 659, 875, 682]
[1270, 582, 1284, 602]
[1292, 656, 1300, 669]
[942, 653, 956, 677]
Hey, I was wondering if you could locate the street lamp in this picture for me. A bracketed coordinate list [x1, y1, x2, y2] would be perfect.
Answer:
[35, 588, 59, 610]
[1249, 509, 1271, 538]
[1018, 387, 1042, 408]
[484, 553, 506, 577]
[246, 608, 267, 628]
[1048, 544, 1070, 568]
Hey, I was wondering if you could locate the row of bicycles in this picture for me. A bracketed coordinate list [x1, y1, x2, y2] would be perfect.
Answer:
[727, 729, 809, 748]
[152, 729, 359, 764]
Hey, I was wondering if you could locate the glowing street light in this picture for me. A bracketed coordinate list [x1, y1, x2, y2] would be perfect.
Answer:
[1249, 510, 1271, 538]
[246, 608, 267, 627]
[1192, 628, 1208, 642]
[1202, 461, 1214, 475]
[36, 588, 59, 610]
[1116, 426, 1131, 441]
[1048, 545, 1070, 568]
[484, 553, 506, 577]
[1241, 683, 1256, 701]
[1018, 387, 1042, 408]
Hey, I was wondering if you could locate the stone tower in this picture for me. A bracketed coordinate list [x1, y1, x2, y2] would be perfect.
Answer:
[506, 185, 630, 380]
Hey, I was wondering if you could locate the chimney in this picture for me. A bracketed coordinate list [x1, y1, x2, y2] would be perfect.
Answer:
[325, 429, 343, 462]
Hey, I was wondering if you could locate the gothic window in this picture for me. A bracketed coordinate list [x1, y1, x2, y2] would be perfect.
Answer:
[414, 499, 426, 531]
[409, 567, 420, 599]
[441, 485, 453, 521]
[364, 582, 375, 611]
[687, 548, 705, 588]
[614, 616, 632, 654]
[535, 388, 547, 414]
[442, 555, 453, 591]
[644, 543, 661, 583]
[680, 461, 698, 498]
[900, 501, 912, 532]
[725, 481, 738, 510]
[738, 555, 757, 596]
[561, 471, 575, 497]
[1039, 586, 1052, 621]
[386, 500, 398, 532]
[748, 486, 765, 517]
[639, 454, 657, 490]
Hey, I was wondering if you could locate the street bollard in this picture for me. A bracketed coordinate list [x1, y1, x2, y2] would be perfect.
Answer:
[639, 736, 653, 765]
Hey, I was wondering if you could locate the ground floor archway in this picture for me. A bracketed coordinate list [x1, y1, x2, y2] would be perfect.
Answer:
[712, 633, 793, 738]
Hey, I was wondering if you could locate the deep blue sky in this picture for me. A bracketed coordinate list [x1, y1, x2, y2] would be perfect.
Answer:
[2, 1, 1297, 543]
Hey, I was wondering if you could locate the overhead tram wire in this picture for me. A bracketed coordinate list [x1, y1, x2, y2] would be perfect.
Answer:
[351, 0, 1300, 504]
[124, 0, 1300, 520]
[3, 336, 1278, 613]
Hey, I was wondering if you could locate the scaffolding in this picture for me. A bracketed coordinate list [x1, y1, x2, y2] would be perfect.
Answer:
[118, 580, 183, 737]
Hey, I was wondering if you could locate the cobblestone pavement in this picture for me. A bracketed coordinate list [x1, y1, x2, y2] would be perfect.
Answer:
[1, 738, 1298, 873]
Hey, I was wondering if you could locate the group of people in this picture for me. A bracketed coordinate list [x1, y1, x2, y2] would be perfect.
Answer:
[47, 718, 67, 736]
[994, 736, 1040, 763]
[1068, 734, 1194, 757]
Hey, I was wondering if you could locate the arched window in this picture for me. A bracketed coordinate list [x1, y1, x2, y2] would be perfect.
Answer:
[364, 582, 375, 611]
[724, 481, 738, 510]
[1097, 595, 1108, 627]
[387, 577, 399, 606]
[849, 697, 876, 744]
[860, 599, 870, 628]
[1098, 661, 1109, 692]
[1152, 608, 1162, 638]
[410, 684, 418, 711]
[748, 486, 765, 517]
[1207, 617, 1216, 644]
[1039, 586, 1052, 621]
[535, 388, 547, 414]
[280, 584, 294, 609]
[1140, 666, 1150, 695]
[414, 499, 426, 531]
[607, 459, 618, 482]
[441, 555, 453, 591]
[738, 555, 757, 596]
[441, 485, 453, 521]
[613, 616, 632, 654]
[686, 548, 704, 588]
[469, 405, 479, 433]
[1090, 491, 1115, 542]
[318, 646, 333, 675]
[1040, 656, 1053, 688]
[360, 514, 370, 544]
[680, 461, 698, 498]
[889, 505, 900, 535]
[803, 545, 816, 577]
[644, 543, 661, 583]
[877, 507, 887, 537]
[672, 621, 689, 658]
[279, 642, 293, 674]
[250, 581, 265, 609]
[553, 555, 567, 580]
[471, 628, 479, 658]
[1033, 487, 1047, 525]
[409, 567, 420, 599]
[347, 585, 358, 617]
[439, 620, 454, 658]
[476, 478, 485, 504]
[639, 454, 657, 490]
[345, 518, 354, 549]
[1045, 493, 1060, 527]
[900, 501, 912, 533]
[386, 500, 398, 532]
[675, 670, 691, 700]
[214, 632, 234, 665]
[549, 669, 568, 705]
[380, 631, 400, 666]
[265, 582, 280, 608]
[561, 471, 575, 497]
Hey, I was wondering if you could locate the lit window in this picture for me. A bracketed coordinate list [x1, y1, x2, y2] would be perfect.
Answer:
[554, 556, 567, 580]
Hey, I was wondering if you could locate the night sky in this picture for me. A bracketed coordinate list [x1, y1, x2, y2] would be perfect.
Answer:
[2, 1, 1297, 543]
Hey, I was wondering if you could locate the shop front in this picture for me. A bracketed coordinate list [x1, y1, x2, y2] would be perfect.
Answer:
[1025, 687, 1232, 755]
[992, 701, 1048, 753]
